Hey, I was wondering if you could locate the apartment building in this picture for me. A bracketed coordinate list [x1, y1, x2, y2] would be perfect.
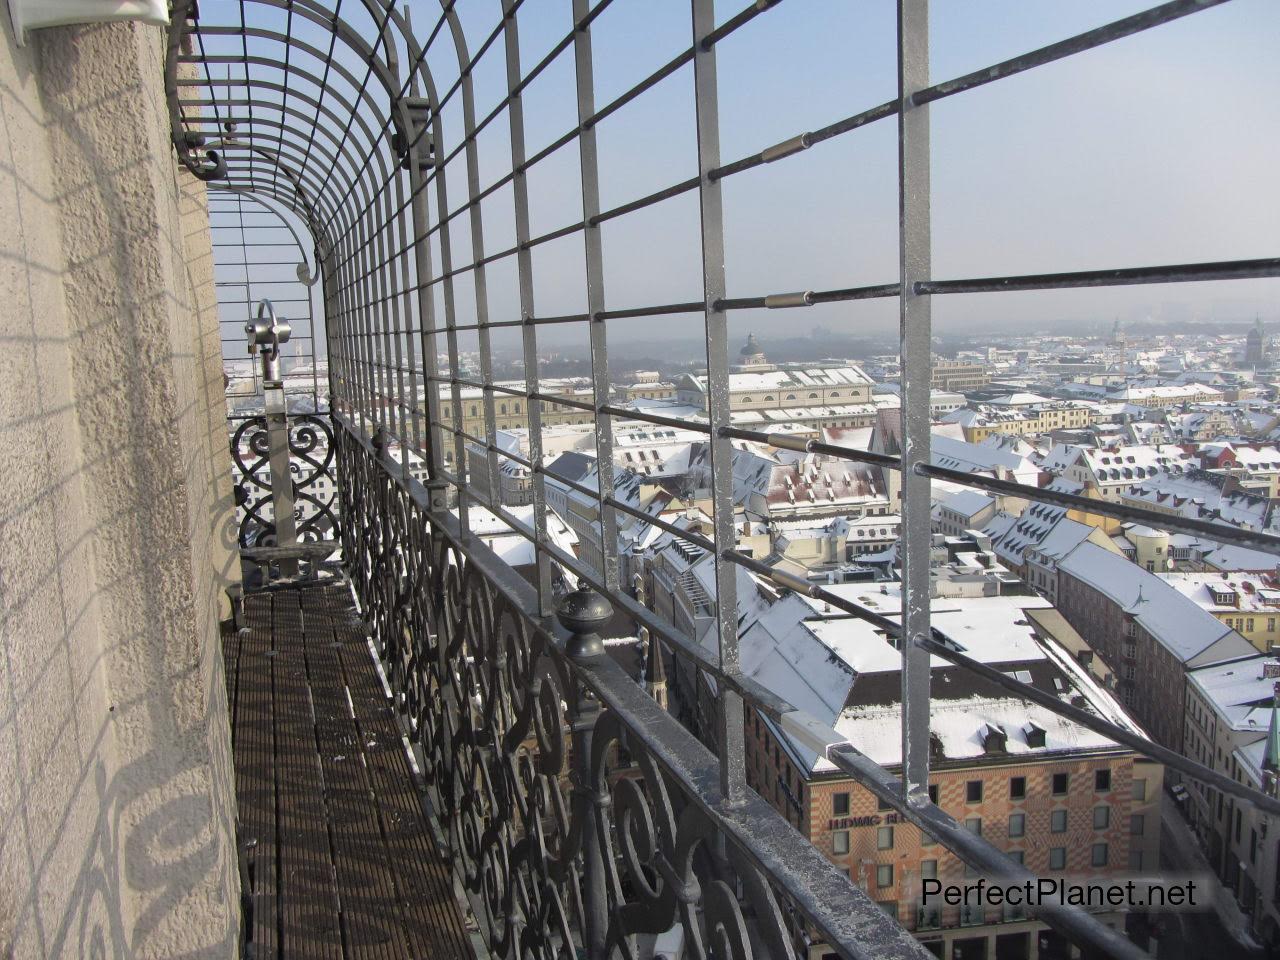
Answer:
[933, 358, 993, 393]
[947, 402, 1094, 443]
[1183, 659, 1280, 945]
[1055, 542, 1258, 751]
[1160, 571, 1280, 654]
[1060, 445, 1197, 502]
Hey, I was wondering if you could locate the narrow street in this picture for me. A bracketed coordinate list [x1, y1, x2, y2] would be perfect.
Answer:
[1155, 797, 1262, 960]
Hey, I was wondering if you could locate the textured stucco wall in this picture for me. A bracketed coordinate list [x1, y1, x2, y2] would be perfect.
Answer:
[0, 16, 239, 960]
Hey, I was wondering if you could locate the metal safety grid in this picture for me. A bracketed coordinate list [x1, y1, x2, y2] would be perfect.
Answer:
[167, 2, 1280, 958]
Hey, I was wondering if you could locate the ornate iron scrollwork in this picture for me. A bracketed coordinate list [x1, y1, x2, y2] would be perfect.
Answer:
[333, 423, 804, 960]
[230, 413, 339, 550]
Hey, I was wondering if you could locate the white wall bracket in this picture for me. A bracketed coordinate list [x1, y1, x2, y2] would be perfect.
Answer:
[8, 0, 168, 47]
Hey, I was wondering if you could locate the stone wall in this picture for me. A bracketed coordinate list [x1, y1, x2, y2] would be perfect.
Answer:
[0, 16, 239, 959]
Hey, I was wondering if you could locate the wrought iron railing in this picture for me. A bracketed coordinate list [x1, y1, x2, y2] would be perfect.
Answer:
[171, 0, 1280, 956]
[336, 416, 928, 958]
[230, 412, 339, 549]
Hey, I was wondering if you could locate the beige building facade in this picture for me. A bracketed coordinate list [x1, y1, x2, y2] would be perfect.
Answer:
[2, 20, 240, 958]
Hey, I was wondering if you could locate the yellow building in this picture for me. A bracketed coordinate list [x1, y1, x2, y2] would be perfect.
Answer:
[1160, 572, 1280, 653]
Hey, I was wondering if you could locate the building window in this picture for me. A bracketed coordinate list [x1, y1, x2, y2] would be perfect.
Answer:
[1051, 810, 1068, 833]
[920, 859, 938, 880]
[1091, 843, 1108, 867]
[1010, 776, 1026, 801]
[833, 792, 849, 816]
[1093, 806, 1110, 830]
[833, 831, 850, 855]
[1052, 773, 1069, 796]
[966, 780, 983, 803]
[1132, 779, 1147, 801]
[876, 864, 894, 888]
[877, 826, 894, 850]
[1050, 848, 1067, 870]
[921, 832, 936, 848]
[1095, 769, 1111, 792]
[1129, 850, 1144, 871]
[1008, 813, 1025, 838]
[965, 817, 982, 836]
[877, 795, 893, 812]
[928, 784, 939, 804]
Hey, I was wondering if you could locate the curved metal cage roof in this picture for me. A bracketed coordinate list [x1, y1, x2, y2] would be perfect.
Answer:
[170, 2, 1280, 958]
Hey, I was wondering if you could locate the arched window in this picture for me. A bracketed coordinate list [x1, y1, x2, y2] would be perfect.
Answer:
[830, 392, 840, 398]
[470, 404, 479, 417]
[741, 396, 753, 403]
[514, 402, 522, 413]
[764, 396, 774, 402]
[785, 394, 796, 401]
[500, 402, 508, 415]
[808, 392, 819, 399]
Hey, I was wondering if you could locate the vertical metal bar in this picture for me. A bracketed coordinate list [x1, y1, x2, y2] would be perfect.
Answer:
[503, 2, 554, 616]
[263, 362, 299, 578]
[897, 0, 933, 802]
[403, 41, 448, 495]
[571, 688, 606, 960]
[441, 10, 502, 526]
[571, 0, 620, 593]
[690, 0, 746, 807]
[392, 161, 421, 473]
[425, 94, 470, 528]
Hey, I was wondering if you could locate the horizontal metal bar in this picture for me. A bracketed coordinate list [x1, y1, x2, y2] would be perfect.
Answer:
[335, 410, 794, 720]
[721, 423, 1280, 554]
[920, 257, 1280, 295]
[700, 0, 782, 50]
[718, 426, 902, 468]
[918, 637, 1280, 817]
[725, 547, 1280, 817]
[914, 0, 1230, 107]
[826, 745, 1146, 960]
[445, 423, 719, 554]
[916, 461, 1280, 554]
[340, 411, 1134, 959]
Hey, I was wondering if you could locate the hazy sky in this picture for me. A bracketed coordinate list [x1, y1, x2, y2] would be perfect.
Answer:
[221, 0, 1279, 357]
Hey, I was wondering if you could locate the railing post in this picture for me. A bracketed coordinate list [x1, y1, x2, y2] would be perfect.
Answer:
[557, 585, 611, 960]
[247, 299, 299, 578]
[896, 0, 932, 803]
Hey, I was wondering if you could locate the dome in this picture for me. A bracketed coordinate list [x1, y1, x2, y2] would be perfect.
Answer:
[739, 333, 766, 359]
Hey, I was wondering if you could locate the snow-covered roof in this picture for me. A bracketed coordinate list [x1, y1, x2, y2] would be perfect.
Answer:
[838, 697, 1121, 768]
[937, 489, 996, 519]
[1188, 656, 1279, 732]
[1123, 469, 1276, 532]
[1058, 542, 1256, 664]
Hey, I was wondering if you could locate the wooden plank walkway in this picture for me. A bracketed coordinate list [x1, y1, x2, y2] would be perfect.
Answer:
[222, 583, 475, 960]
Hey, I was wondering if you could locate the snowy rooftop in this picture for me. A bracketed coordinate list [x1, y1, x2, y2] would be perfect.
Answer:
[1188, 656, 1279, 732]
[1058, 542, 1255, 664]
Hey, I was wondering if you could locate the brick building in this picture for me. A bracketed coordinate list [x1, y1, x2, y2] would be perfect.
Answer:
[654, 560, 1163, 960]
